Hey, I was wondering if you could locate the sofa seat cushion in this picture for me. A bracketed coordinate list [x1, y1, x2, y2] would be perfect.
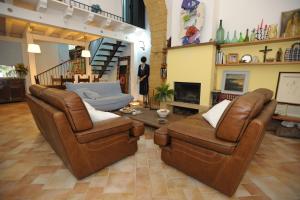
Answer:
[85, 94, 133, 111]
[76, 117, 132, 143]
[167, 118, 236, 155]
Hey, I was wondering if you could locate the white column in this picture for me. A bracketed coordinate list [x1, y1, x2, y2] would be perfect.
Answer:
[85, 42, 92, 81]
[24, 31, 37, 86]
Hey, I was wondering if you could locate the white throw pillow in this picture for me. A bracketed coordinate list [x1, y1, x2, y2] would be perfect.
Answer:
[83, 101, 119, 123]
[202, 100, 231, 128]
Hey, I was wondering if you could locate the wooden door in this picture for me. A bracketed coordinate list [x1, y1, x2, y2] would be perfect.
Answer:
[117, 56, 130, 94]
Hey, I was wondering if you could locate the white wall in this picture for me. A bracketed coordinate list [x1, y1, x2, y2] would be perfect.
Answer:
[76, 0, 122, 17]
[35, 41, 69, 74]
[0, 40, 23, 66]
[168, 0, 300, 47]
[216, 0, 300, 39]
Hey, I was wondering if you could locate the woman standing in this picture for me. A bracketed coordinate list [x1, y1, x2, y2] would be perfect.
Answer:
[138, 56, 150, 107]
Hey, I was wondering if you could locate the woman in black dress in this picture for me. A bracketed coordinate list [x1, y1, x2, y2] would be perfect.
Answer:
[138, 56, 150, 106]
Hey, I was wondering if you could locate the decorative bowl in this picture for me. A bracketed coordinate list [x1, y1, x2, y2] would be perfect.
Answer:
[157, 109, 170, 118]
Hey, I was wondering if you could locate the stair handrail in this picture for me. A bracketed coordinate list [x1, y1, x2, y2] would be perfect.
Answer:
[36, 59, 71, 77]
[90, 38, 104, 65]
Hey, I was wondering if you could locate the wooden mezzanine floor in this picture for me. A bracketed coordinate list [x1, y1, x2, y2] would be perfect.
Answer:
[0, 102, 300, 200]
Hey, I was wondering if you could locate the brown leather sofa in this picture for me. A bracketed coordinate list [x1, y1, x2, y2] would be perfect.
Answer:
[27, 84, 144, 179]
[154, 88, 276, 196]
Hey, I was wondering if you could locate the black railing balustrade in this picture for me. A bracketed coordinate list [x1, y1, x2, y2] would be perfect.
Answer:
[61, 0, 124, 22]
[34, 58, 85, 86]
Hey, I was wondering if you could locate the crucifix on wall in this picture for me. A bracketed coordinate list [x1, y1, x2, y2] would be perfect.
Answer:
[259, 45, 272, 63]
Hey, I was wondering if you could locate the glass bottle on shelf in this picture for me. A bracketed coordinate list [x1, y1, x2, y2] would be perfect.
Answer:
[225, 31, 231, 43]
[216, 19, 225, 44]
[238, 32, 244, 42]
[231, 30, 238, 43]
[244, 29, 249, 42]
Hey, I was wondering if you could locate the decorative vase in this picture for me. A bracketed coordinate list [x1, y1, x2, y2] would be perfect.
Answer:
[244, 29, 249, 42]
[225, 31, 230, 43]
[238, 32, 244, 42]
[231, 30, 238, 43]
[216, 19, 225, 44]
[157, 109, 170, 118]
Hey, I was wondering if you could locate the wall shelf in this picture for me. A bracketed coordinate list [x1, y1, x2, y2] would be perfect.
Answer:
[219, 36, 300, 48]
[216, 61, 300, 67]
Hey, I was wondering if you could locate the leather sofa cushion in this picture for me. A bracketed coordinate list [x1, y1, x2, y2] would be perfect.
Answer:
[76, 117, 132, 143]
[168, 118, 236, 155]
[216, 89, 273, 142]
[29, 84, 48, 98]
[30, 85, 93, 132]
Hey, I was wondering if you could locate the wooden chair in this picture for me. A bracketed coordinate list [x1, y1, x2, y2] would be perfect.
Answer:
[51, 75, 62, 85]
[78, 75, 90, 83]
[61, 75, 75, 85]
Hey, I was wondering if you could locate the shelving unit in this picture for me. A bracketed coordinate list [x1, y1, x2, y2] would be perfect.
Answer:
[216, 61, 300, 67]
[219, 36, 300, 48]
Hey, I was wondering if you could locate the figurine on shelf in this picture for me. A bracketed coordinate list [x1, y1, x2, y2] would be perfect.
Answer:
[276, 48, 283, 62]
[269, 24, 278, 39]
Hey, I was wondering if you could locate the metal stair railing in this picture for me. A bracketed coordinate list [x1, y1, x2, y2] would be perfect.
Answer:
[34, 58, 85, 85]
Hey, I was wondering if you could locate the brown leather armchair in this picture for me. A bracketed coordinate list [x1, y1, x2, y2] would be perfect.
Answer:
[154, 89, 276, 196]
[27, 85, 144, 179]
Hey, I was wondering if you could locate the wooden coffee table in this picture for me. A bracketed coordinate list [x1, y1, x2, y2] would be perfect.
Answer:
[117, 108, 186, 128]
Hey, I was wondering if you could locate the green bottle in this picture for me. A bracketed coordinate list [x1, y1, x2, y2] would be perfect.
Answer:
[231, 30, 238, 43]
[216, 19, 225, 44]
[238, 32, 244, 42]
[244, 29, 249, 42]
[225, 31, 230, 43]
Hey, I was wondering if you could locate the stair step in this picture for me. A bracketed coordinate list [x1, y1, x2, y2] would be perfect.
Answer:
[93, 69, 111, 72]
[91, 64, 114, 67]
[103, 42, 126, 47]
[94, 60, 117, 62]
[96, 55, 119, 57]
[100, 49, 122, 53]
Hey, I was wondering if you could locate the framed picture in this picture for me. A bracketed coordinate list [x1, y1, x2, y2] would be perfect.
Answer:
[275, 72, 300, 105]
[280, 8, 300, 37]
[227, 53, 239, 64]
[221, 71, 249, 95]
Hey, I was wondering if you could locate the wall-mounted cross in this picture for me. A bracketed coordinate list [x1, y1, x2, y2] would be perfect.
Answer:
[259, 45, 272, 63]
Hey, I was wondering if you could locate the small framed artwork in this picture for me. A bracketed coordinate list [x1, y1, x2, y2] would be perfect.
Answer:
[227, 53, 239, 64]
[275, 72, 300, 105]
[280, 8, 300, 37]
[221, 71, 249, 95]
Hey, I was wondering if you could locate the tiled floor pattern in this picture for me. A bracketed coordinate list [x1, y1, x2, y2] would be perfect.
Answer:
[0, 103, 300, 200]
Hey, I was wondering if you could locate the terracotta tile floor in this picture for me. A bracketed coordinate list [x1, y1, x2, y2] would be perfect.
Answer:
[0, 102, 300, 200]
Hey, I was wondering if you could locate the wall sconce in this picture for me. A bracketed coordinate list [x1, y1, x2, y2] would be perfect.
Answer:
[139, 41, 145, 51]
[81, 50, 91, 58]
[27, 44, 41, 53]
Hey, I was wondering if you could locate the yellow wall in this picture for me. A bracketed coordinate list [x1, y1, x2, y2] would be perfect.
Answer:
[167, 44, 215, 106]
[215, 41, 300, 93]
[167, 40, 299, 107]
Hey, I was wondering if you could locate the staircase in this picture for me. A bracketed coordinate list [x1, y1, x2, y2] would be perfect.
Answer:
[90, 38, 127, 78]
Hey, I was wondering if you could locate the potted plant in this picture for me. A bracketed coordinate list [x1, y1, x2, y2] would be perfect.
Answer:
[154, 83, 174, 117]
[15, 63, 28, 79]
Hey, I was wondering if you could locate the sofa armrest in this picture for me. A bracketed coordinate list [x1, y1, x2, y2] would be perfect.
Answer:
[76, 117, 132, 143]
[130, 120, 144, 137]
[154, 126, 170, 147]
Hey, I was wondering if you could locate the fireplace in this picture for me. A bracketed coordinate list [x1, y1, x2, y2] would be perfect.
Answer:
[174, 82, 201, 104]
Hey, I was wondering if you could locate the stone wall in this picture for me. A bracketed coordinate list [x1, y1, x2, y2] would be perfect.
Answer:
[143, 0, 167, 96]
